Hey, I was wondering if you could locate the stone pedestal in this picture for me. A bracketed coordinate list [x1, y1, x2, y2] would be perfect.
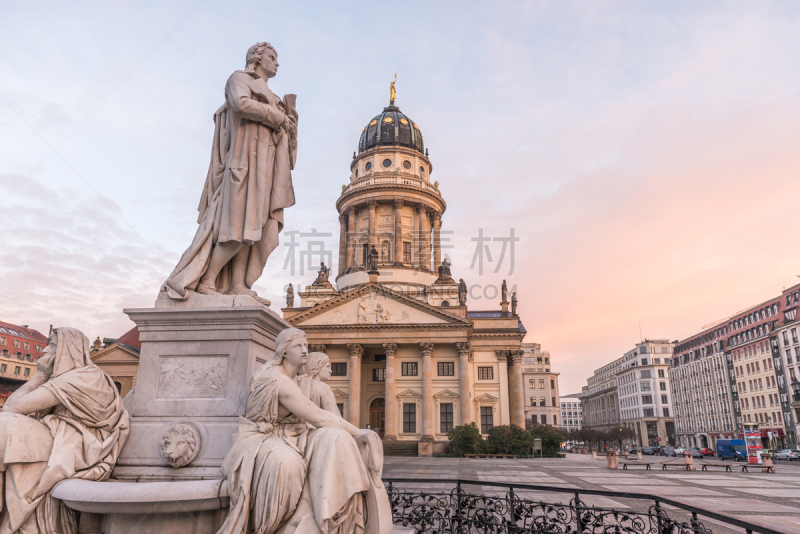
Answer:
[114, 295, 290, 480]
[418, 439, 433, 457]
[607, 450, 617, 469]
[636, 450, 643, 460]
[682, 451, 696, 471]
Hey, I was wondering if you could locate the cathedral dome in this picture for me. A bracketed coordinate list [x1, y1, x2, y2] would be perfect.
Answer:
[358, 105, 424, 155]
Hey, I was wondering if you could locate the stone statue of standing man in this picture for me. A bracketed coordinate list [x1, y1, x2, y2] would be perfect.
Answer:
[162, 42, 298, 305]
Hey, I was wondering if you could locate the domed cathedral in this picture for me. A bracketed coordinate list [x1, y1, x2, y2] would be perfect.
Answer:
[283, 84, 527, 456]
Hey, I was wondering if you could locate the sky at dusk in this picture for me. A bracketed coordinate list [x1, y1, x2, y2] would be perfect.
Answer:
[1, 1, 799, 394]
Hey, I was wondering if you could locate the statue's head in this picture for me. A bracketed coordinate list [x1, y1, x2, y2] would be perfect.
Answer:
[160, 423, 200, 468]
[301, 352, 331, 382]
[272, 328, 308, 369]
[245, 42, 278, 79]
[40, 327, 93, 379]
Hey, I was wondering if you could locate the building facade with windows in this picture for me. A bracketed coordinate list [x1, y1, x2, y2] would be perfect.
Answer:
[90, 327, 141, 399]
[670, 285, 796, 450]
[560, 393, 582, 433]
[520, 343, 560, 427]
[617, 340, 675, 447]
[282, 94, 531, 454]
[773, 283, 800, 445]
[0, 321, 48, 407]
[579, 357, 622, 432]
[670, 324, 736, 450]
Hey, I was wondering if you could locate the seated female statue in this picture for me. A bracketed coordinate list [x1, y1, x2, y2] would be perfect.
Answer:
[297, 351, 338, 415]
[217, 328, 388, 534]
[0, 327, 129, 534]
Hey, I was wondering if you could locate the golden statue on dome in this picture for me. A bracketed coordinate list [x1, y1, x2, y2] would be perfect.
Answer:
[390, 72, 397, 105]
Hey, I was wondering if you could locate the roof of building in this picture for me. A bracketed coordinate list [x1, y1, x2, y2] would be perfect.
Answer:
[466, 311, 514, 318]
[358, 105, 424, 155]
[114, 327, 141, 353]
[0, 321, 48, 343]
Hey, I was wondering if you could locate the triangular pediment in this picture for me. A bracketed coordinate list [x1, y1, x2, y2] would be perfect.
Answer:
[474, 393, 499, 403]
[90, 345, 140, 363]
[397, 389, 422, 398]
[289, 283, 470, 327]
[434, 389, 460, 399]
[331, 389, 348, 397]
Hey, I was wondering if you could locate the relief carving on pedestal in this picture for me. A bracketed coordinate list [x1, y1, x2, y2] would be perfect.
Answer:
[157, 356, 228, 399]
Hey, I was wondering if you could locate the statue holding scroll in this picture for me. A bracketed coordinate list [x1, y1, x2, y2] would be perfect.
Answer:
[162, 42, 298, 305]
[0, 328, 129, 534]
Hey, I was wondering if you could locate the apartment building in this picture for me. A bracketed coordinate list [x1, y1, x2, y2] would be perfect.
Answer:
[579, 357, 622, 432]
[775, 284, 800, 444]
[521, 343, 561, 426]
[618, 340, 675, 447]
[560, 393, 582, 432]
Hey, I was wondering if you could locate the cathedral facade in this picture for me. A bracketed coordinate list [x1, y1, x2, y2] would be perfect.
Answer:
[283, 96, 527, 454]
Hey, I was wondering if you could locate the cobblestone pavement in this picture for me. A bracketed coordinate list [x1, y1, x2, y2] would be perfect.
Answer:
[383, 453, 800, 533]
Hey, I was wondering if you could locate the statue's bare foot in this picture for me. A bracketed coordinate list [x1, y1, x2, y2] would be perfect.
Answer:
[196, 282, 220, 295]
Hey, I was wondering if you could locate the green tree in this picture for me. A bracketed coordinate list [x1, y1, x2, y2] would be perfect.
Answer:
[485, 425, 533, 455]
[530, 425, 564, 457]
[447, 423, 484, 456]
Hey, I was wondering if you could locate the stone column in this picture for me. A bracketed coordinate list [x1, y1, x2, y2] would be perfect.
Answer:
[348, 343, 363, 426]
[383, 342, 398, 439]
[421, 342, 435, 439]
[416, 205, 427, 270]
[346, 207, 356, 270]
[457, 342, 471, 426]
[509, 350, 525, 428]
[422, 209, 431, 270]
[338, 214, 347, 276]
[393, 199, 404, 265]
[432, 210, 441, 269]
[368, 200, 378, 254]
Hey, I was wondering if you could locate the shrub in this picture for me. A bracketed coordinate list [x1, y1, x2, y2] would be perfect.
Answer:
[485, 424, 533, 456]
[530, 425, 564, 457]
[447, 423, 484, 456]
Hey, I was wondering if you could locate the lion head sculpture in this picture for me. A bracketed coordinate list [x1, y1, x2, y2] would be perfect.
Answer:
[160, 422, 201, 468]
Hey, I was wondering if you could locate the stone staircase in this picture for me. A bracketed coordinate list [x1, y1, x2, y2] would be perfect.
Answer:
[382, 439, 418, 457]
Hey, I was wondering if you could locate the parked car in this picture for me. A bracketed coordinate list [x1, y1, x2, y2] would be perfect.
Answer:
[642, 447, 657, 455]
[672, 447, 685, 456]
[699, 448, 714, 456]
[657, 446, 673, 456]
[687, 447, 704, 458]
[776, 449, 800, 460]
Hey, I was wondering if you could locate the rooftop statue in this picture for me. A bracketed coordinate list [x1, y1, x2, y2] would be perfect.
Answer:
[389, 73, 397, 105]
[0, 327, 129, 534]
[162, 42, 298, 305]
[217, 328, 390, 534]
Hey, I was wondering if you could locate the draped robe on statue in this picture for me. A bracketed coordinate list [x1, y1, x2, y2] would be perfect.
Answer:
[217, 365, 371, 534]
[163, 69, 297, 299]
[0, 328, 129, 534]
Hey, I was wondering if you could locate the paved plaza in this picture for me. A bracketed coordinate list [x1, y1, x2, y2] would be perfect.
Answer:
[383, 453, 800, 533]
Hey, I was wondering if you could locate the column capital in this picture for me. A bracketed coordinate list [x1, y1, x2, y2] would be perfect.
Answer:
[393, 199, 404, 209]
[430, 210, 441, 221]
[420, 342, 434, 355]
[339, 213, 347, 224]
[309, 344, 327, 354]
[383, 342, 398, 357]
[495, 349, 511, 363]
[347, 343, 364, 358]
[510, 350, 524, 364]
[367, 199, 378, 210]
[456, 342, 471, 355]
[416, 204, 427, 213]
[348, 206, 356, 215]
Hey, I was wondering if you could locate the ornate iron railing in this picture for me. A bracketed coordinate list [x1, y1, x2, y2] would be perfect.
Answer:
[384, 477, 781, 534]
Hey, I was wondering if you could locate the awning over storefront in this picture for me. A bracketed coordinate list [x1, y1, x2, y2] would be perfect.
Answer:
[759, 428, 785, 438]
